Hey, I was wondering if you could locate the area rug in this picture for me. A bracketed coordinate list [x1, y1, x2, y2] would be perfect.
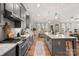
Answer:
[34, 41, 45, 56]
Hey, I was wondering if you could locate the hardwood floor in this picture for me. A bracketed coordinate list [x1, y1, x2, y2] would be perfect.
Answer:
[28, 35, 51, 56]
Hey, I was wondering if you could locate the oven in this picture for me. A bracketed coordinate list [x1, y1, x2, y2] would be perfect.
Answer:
[17, 39, 28, 56]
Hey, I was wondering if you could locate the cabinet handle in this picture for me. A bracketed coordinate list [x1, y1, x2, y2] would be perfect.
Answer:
[58, 41, 61, 46]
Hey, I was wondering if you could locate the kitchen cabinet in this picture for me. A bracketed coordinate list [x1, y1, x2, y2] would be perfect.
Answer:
[3, 46, 16, 56]
[26, 15, 30, 28]
[5, 3, 14, 13]
[0, 4, 1, 24]
[20, 5, 26, 28]
[20, 6, 26, 20]
[25, 35, 33, 55]
[44, 33, 76, 56]
[44, 34, 52, 55]
[17, 35, 33, 56]
[4, 3, 27, 28]
[0, 3, 4, 25]
[29, 35, 33, 47]
[52, 39, 66, 56]
[4, 3, 23, 19]
[13, 3, 20, 18]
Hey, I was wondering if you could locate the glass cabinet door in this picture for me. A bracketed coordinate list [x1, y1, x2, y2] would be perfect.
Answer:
[61, 23, 65, 34]
[55, 24, 59, 34]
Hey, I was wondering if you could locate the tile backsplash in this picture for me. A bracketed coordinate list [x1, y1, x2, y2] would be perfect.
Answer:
[0, 27, 22, 41]
[11, 28, 22, 37]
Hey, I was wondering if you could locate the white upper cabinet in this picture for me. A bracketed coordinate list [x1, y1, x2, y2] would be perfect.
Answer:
[13, 4, 20, 18]
[0, 3, 4, 25]
[5, 3, 14, 13]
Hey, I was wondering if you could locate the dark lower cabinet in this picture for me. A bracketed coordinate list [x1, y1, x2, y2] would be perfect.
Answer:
[3, 47, 16, 56]
[52, 39, 66, 56]
[44, 35, 52, 55]
[44, 34, 76, 56]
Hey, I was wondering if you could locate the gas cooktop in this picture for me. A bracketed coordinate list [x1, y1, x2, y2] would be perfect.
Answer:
[0, 39, 21, 43]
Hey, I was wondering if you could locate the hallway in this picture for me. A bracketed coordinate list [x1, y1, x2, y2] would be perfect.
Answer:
[28, 35, 51, 56]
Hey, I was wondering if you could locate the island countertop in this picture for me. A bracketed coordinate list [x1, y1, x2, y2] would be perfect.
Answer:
[0, 43, 17, 56]
[45, 32, 76, 40]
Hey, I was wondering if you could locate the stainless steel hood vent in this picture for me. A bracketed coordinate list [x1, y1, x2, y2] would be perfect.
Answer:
[4, 9, 22, 22]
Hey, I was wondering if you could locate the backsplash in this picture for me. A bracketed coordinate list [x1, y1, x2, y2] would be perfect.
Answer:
[11, 28, 22, 37]
[0, 18, 15, 41]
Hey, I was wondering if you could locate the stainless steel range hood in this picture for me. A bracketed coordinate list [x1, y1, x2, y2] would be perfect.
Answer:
[4, 9, 22, 22]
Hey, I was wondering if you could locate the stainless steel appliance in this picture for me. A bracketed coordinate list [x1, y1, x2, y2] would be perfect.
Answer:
[18, 38, 28, 56]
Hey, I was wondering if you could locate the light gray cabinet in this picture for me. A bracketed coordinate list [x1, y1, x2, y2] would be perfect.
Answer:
[44, 35, 52, 55]
[44, 34, 76, 56]
[5, 3, 14, 13]
[4, 3, 27, 28]
[26, 15, 30, 28]
[5, 3, 21, 18]
[0, 3, 3, 25]
[13, 4, 20, 18]
[20, 6, 26, 20]
[3, 46, 16, 56]
[25, 35, 33, 55]
[0, 4, 1, 24]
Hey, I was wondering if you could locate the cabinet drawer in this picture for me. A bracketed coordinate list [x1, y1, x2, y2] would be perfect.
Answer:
[52, 40, 66, 55]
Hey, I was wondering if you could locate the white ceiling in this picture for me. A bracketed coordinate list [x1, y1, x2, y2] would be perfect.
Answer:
[23, 3, 79, 23]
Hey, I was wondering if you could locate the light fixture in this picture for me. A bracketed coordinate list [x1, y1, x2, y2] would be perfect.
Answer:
[37, 14, 40, 17]
[54, 12, 58, 19]
[70, 16, 74, 20]
[37, 4, 40, 8]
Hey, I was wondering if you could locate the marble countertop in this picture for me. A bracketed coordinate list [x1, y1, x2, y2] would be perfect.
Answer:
[45, 32, 76, 39]
[0, 43, 17, 56]
[13, 33, 33, 40]
[0, 33, 33, 56]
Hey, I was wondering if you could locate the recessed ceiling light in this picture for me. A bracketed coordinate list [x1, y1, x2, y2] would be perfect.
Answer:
[37, 4, 40, 8]
[37, 14, 40, 17]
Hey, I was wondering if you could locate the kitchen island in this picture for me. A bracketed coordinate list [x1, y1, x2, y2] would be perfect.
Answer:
[44, 32, 77, 56]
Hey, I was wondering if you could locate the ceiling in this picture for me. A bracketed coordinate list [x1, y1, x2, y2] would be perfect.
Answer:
[23, 3, 79, 23]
